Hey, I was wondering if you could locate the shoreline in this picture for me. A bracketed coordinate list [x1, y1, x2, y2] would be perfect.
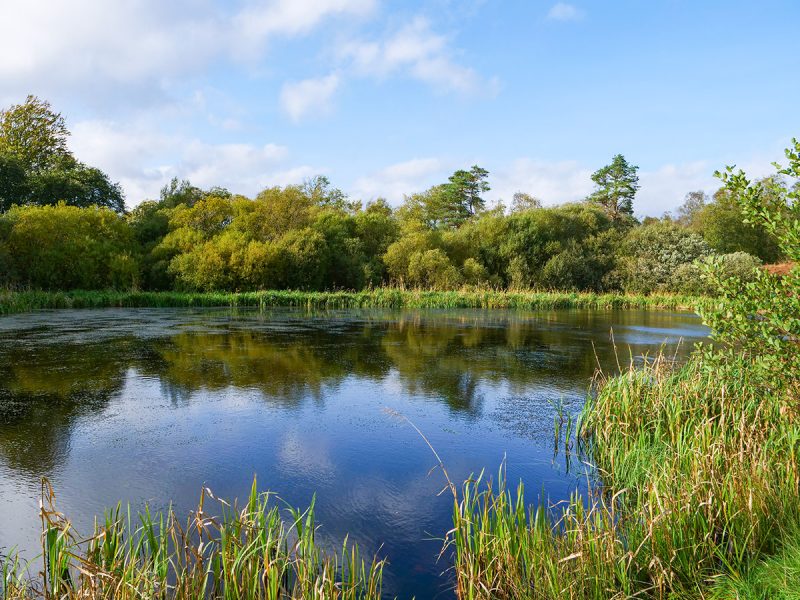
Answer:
[0, 288, 705, 316]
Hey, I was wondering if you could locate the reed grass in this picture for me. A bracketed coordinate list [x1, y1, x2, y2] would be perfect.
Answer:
[1, 478, 385, 600]
[0, 288, 704, 316]
[449, 354, 800, 599]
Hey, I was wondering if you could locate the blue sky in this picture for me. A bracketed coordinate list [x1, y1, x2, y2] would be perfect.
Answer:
[1, 0, 798, 215]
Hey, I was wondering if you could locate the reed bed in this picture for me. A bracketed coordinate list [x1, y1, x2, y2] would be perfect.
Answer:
[0, 288, 703, 316]
[449, 354, 800, 599]
[1, 479, 385, 600]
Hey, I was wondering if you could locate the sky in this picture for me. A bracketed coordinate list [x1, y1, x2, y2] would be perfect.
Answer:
[1, 0, 798, 216]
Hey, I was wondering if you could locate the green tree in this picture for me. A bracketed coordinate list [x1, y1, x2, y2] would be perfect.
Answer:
[692, 183, 782, 262]
[615, 222, 711, 293]
[398, 166, 491, 230]
[26, 156, 124, 212]
[588, 154, 639, 221]
[675, 190, 707, 227]
[705, 140, 799, 379]
[0, 96, 125, 213]
[0, 153, 27, 211]
[302, 175, 354, 211]
[448, 166, 489, 216]
[0, 95, 71, 172]
[2, 203, 138, 289]
[510, 191, 541, 213]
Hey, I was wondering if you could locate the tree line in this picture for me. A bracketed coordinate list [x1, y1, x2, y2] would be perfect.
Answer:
[0, 96, 787, 294]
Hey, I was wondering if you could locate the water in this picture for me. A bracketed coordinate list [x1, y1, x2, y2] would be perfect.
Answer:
[0, 307, 707, 598]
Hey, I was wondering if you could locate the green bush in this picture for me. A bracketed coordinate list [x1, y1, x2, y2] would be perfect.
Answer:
[407, 248, 462, 289]
[1, 203, 139, 289]
[617, 222, 711, 293]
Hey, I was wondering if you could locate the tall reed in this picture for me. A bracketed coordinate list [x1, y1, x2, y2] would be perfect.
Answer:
[1, 478, 385, 600]
[449, 354, 800, 599]
[0, 288, 704, 316]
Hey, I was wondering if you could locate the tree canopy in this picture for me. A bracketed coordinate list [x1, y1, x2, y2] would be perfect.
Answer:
[0, 97, 789, 296]
[588, 154, 639, 221]
[0, 95, 124, 213]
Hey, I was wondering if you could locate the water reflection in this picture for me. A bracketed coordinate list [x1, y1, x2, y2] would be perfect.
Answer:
[0, 307, 707, 599]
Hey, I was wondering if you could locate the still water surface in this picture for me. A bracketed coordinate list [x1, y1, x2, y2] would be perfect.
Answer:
[0, 307, 707, 598]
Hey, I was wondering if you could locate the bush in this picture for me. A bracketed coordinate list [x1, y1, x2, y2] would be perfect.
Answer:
[462, 258, 490, 286]
[407, 249, 462, 289]
[1, 203, 139, 289]
[618, 222, 711, 293]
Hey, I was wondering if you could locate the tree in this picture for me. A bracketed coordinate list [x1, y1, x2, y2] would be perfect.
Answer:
[691, 183, 782, 262]
[510, 192, 542, 213]
[0, 152, 27, 211]
[159, 178, 205, 208]
[616, 222, 711, 293]
[302, 175, 353, 211]
[0, 96, 125, 213]
[676, 190, 707, 227]
[0, 95, 71, 172]
[26, 157, 125, 212]
[588, 154, 639, 221]
[704, 139, 799, 380]
[447, 165, 490, 221]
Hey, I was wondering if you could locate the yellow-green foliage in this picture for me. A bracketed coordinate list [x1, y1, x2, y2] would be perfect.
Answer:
[0, 203, 138, 289]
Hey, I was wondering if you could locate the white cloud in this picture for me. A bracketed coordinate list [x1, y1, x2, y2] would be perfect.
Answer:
[636, 162, 717, 216]
[489, 159, 594, 207]
[338, 17, 494, 94]
[547, 3, 585, 22]
[0, 0, 374, 103]
[232, 0, 377, 59]
[280, 73, 341, 122]
[351, 157, 446, 203]
[70, 119, 316, 205]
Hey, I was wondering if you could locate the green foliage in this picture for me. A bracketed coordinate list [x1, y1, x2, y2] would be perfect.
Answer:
[0, 153, 27, 212]
[671, 251, 762, 295]
[500, 204, 616, 289]
[157, 177, 231, 209]
[451, 140, 800, 600]
[407, 248, 462, 289]
[703, 138, 800, 378]
[509, 191, 541, 213]
[25, 156, 124, 212]
[616, 221, 711, 293]
[588, 154, 639, 220]
[0, 96, 124, 212]
[1, 100, 790, 299]
[397, 166, 490, 230]
[0, 95, 71, 172]
[691, 184, 782, 262]
[1, 203, 138, 289]
[462, 257, 490, 286]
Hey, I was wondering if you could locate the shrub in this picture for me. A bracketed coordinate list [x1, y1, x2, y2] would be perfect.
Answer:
[407, 249, 462, 289]
[618, 222, 711, 293]
[462, 257, 490, 286]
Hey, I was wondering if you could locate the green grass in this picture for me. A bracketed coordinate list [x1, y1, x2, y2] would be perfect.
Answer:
[1, 478, 385, 600]
[710, 526, 800, 600]
[449, 354, 800, 599]
[0, 288, 704, 316]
